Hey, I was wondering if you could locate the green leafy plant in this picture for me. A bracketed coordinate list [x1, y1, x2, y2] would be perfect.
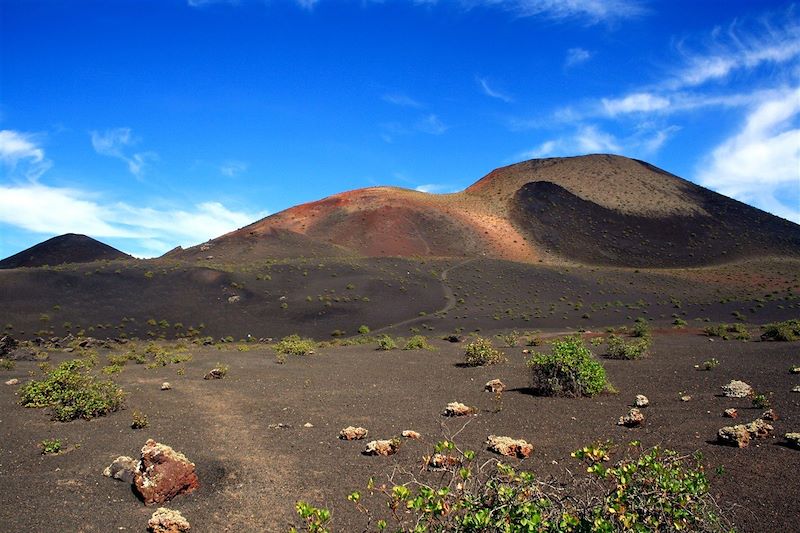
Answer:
[274, 334, 316, 356]
[290, 501, 331, 533]
[376, 335, 398, 351]
[699, 358, 720, 371]
[19, 359, 125, 421]
[131, 410, 149, 429]
[463, 337, 506, 366]
[500, 330, 519, 347]
[40, 438, 62, 455]
[358, 325, 370, 335]
[633, 318, 651, 338]
[0, 358, 14, 370]
[704, 323, 750, 341]
[673, 318, 688, 328]
[403, 335, 435, 351]
[751, 393, 771, 409]
[527, 336, 608, 397]
[761, 319, 800, 341]
[606, 334, 651, 360]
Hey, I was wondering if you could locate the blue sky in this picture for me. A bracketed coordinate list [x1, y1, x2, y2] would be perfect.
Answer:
[1, 0, 798, 258]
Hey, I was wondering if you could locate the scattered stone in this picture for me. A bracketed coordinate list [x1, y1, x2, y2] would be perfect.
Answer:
[364, 439, 400, 456]
[785, 433, 800, 449]
[484, 379, 505, 393]
[680, 395, 692, 402]
[147, 507, 191, 533]
[718, 419, 774, 448]
[791, 367, 800, 374]
[792, 385, 800, 393]
[617, 408, 645, 428]
[723, 408, 738, 418]
[227, 295, 241, 304]
[4, 378, 19, 386]
[339, 426, 368, 440]
[721, 380, 753, 398]
[633, 394, 649, 408]
[133, 439, 199, 505]
[444, 335, 463, 343]
[0, 335, 18, 356]
[161, 382, 172, 391]
[203, 368, 225, 380]
[427, 453, 461, 470]
[486, 435, 533, 458]
[268, 423, 291, 429]
[718, 425, 751, 448]
[401, 430, 421, 439]
[303, 422, 314, 428]
[103, 456, 137, 483]
[761, 409, 778, 421]
[442, 402, 476, 417]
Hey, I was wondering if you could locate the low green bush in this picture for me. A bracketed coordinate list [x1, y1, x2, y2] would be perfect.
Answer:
[19, 359, 125, 421]
[40, 438, 62, 455]
[403, 335, 435, 351]
[704, 323, 750, 341]
[606, 334, 651, 360]
[761, 319, 800, 341]
[463, 337, 506, 366]
[376, 335, 397, 351]
[527, 336, 608, 397]
[274, 334, 317, 355]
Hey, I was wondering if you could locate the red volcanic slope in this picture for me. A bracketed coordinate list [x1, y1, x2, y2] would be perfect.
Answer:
[173, 154, 800, 266]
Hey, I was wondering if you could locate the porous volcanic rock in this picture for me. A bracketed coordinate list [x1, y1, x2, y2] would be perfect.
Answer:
[721, 380, 753, 398]
[339, 426, 368, 441]
[724, 408, 738, 418]
[161, 382, 172, 391]
[5, 378, 19, 386]
[103, 456, 137, 483]
[617, 408, 645, 427]
[761, 409, 778, 421]
[442, 402, 476, 417]
[203, 368, 225, 380]
[486, 435, 533, 458]
[147, 507, 191, 533]
[0, 335, 18, 356]
[134, 439, 199, 505]
[633, 394, 649, 407]
[484, 379, 505, 393]
[718, 419, 774, 448]
[427, 453, 461, 470]
[364, 439, 400, 456]
[744, 418, 773, 439]
[401, 430, 421, 439]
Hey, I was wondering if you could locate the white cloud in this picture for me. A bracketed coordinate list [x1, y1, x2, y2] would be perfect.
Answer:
[0, 130, 51, 180]
[468, 0, 645, 24]
[381, 93, 423, 108]
[565, 47, 592, 67]
[477, 77, 513, 103]
[0, 182, 267, 257]
[416, 114, 449, 135]
[601, 93, 671, 116]
[414, 183, 458, 193]
[220, 160, 248, 177]
[518, 125, 620, 159]
[90, 128, 156, 178]
[696, 86, 800, 223]
[670, 14, 800, 89]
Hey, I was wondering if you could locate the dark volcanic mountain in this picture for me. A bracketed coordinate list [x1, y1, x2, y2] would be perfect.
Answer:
[175, 154, 800, 267]
[0, 233, 131, 269]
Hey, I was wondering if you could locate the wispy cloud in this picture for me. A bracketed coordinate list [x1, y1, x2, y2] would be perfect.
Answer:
[696, 86, 800, 223]
[188, 0, 316, 9]
[414, 183, 459, 193]
[0, 130, 52, 180]
[381, 92, 423, 108]
[416, 114, 449, 135]
[601, 92, 671, 116]
[220, 160, 248, 177]
[477, 77, 513, 103]
[466, 0, 645, 24]
[669, 13, 800, 89]
[90, 128, 156, 178]
[0, 182, 267, 257]
[565, 47, 592, 67]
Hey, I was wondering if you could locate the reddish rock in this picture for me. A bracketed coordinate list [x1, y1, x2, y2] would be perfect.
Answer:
[617, 408, 645, 427]
[147, 507, 191, 533]
[484, 379, 505, 393]
[723, 408, 738, 418]
[718, 425, 751, 448]
[364, 439, 400, 456]
[339, 426, 368, 440]
[761, 409, 778, 421]
[134, 439, 199, 505]
[486, 435, 533, 458]
[427, 453, 461, 470]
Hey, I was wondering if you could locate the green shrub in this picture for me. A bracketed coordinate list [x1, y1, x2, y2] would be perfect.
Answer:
[672, 318, 688, 328]
[19, 359, 125, 421]
[606, 334, 651, 360]
[704, 323, 750, 341]
[751, 393, 771, 409]
[500, 330, 519, 347]
[40, 438, 62, 455]
[341, 441, 730, 532]
[761, 319, 800, 341]
[131, 410, 149, 429]
[403, 335, 435, 351]
[0, 358, 14, 370]
[527, 336, 608, 397]
[633, 318, 650, 338]
[358, 325, 370, 335]
[274, 334, 316, 356]
[463, 337, 506, 366]
[698, 358, 720, 371]
[376, 335, 397, 351]
[291, 501, 331, 533]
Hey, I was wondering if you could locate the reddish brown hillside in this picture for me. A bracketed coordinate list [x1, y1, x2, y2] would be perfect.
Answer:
[174, 154, 800, 267]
